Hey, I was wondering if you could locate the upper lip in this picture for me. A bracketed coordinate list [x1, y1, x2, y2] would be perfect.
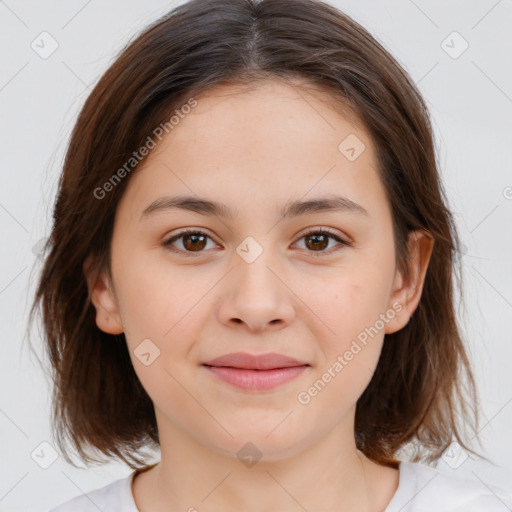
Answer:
[202, 352, 309, 370]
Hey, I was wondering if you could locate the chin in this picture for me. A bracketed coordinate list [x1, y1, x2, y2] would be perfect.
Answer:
[205, 425, 310, 464]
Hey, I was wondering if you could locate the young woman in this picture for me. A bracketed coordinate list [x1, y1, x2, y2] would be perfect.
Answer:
[31, 0, 512, 510]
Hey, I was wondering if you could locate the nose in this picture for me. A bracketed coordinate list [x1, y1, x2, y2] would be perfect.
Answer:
[216, 251, 296, 334]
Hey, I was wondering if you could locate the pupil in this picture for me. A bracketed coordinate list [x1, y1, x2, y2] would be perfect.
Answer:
[184, 234, 206, 251]
[307, 234, 327, 251]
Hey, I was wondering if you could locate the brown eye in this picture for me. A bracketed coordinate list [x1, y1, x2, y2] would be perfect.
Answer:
[295, 229, 349, 255]
[181, 233, 207, 251]
[163, 228, 349, 257]
[304, 233, 330, 251]
[163, 230, 217, 254]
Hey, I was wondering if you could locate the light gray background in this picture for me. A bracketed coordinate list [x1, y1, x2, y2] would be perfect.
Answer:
[1, 0, 511, 511]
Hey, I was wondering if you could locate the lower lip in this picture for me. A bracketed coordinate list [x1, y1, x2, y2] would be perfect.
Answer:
[203, 365, 309, 391]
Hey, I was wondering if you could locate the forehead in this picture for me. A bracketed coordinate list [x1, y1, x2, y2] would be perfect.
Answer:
[117, 78, 387, 222]
[168, 78, 367, 152]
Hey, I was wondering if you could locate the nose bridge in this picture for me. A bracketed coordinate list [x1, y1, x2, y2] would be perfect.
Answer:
[217, 233, 295, 331]
[234, 233, 282, 298]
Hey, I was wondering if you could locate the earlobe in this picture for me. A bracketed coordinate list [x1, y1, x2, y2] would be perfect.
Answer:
[83, 255, 124, 335]
[385, 229, 434, 335]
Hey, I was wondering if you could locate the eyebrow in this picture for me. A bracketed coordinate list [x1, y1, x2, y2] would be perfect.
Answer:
[140, 194, 369, 220]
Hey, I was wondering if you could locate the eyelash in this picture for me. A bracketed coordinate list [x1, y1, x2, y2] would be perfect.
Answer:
[162, 227, 350, 257]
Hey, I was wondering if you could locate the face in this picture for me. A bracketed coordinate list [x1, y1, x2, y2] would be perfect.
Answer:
[87, 78, 433, 462]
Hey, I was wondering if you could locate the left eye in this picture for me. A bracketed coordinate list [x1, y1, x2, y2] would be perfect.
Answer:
[162, 228, 349, 256]
[294, 229, 349, 254]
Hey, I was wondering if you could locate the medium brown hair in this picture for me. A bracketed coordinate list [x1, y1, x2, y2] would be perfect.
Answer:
[29, 0, 486, 470]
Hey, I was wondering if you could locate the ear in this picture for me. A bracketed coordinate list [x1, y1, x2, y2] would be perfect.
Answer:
[83, 255, 124, 335]
[385, 230, 434, 335]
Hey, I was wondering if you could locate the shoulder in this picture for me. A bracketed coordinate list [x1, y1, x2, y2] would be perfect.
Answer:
[391, 460, 512, 512]
[47, 472, 137, 512]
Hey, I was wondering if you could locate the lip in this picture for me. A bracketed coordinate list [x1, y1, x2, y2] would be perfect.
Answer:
[202, 352, 310, 391]
[202, 352, 308, 370]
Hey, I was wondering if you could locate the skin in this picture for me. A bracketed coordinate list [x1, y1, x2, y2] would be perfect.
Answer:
[86, 78, 434, 512]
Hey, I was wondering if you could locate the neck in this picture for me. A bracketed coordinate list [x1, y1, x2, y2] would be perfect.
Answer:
[131, 408, 399, 512]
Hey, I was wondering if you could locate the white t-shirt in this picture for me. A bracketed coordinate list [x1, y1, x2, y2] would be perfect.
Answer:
[48, 460, 512, 512]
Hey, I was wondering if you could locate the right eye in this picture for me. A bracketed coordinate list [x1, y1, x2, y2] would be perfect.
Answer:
[163, 229, 220, 255]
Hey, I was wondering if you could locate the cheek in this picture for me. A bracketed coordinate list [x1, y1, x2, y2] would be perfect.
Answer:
[304, 265, 390, 337]
[298, 279, 388, 412]
[115, 262, 199, 410]
[113, 251, 197, 337]
[299, 263, 391, 387]
[114, 254, 213, 381]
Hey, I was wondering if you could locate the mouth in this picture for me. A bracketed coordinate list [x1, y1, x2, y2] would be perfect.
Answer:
[201, 352, 310, 391]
